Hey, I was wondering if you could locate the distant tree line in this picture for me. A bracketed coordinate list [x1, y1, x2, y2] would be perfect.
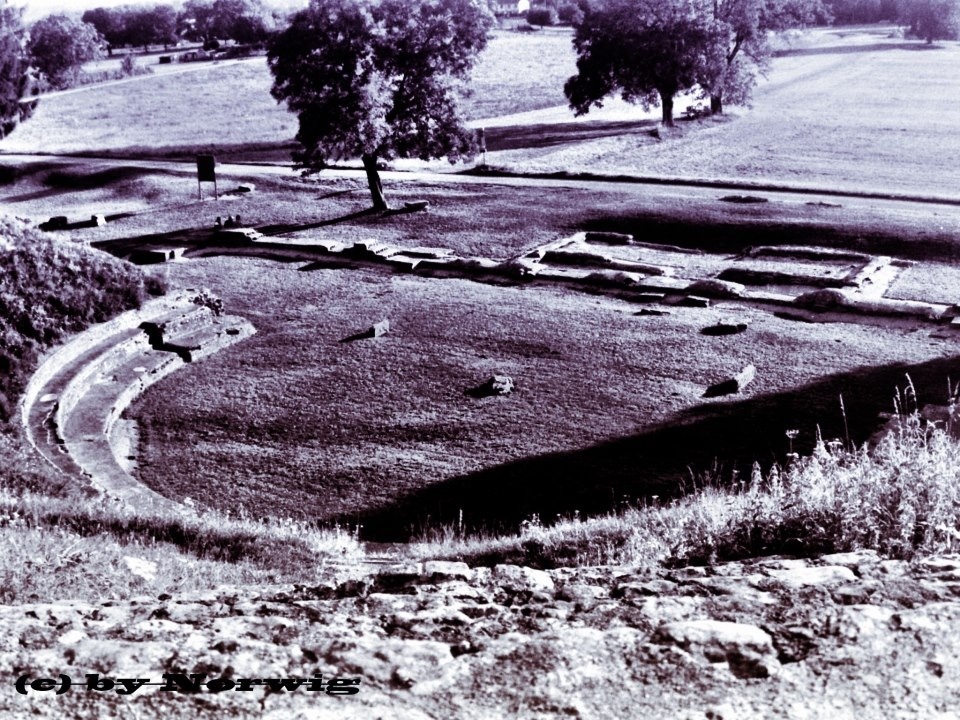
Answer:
[81, 0, 281, 54]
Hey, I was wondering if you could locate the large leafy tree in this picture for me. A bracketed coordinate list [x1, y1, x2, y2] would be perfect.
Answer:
[28, 15, 105, 90]
[180, 0, 275, 44]
[124, 5, 179, 51]
[81, 7, 128, 54]
[565, 0, 724, 127]
[0, 1, 38, 139]
[268, 0, 493, 210]
[898, 0, 960, 42]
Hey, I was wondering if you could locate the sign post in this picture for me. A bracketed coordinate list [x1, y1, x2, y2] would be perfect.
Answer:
[476, 128, 486, 167]
[196, 154, 218, 200]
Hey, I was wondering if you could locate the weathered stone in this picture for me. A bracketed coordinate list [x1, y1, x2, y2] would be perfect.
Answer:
[765, 565, 856, 588]
[678, 295, 711, 308]
[42, 215, 68, 230]
[795, 288, 850, 311]
[373, 319, 390, 337]
[652, 620, 779, 678]
[701, 321, 749, 336]
[720, 194, 769, 204]
[422, 561, 473, 584]
[374, 562, 422, 591]
[685, 279, 746, 298]
[704, 364, 756, 397]
[470, 375, 514, 398]
[490, 565, 555, 595]
[404, 200, 429, 212]
[584, 231, 634, 245]
[92, 214, 107, 226]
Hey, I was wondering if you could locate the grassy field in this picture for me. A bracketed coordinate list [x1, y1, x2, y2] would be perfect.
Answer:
[0, 29, 576, 159]
[123, 249, 960, 539]
[483, 27, 960, 197]
[2, 26, 960, 199]
[4, 21, 960, 549]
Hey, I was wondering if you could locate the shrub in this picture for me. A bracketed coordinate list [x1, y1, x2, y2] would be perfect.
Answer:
[526, 5, 558, 26]
[120, 53, 137, 77]
[0, 216, 147, 423]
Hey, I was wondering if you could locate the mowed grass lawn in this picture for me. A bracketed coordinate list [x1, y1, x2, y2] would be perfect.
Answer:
[488, 27, 960, 197]
[0, 29, 576, 158]
[128, 252, 959, 537]
[5, 25, 960, 198]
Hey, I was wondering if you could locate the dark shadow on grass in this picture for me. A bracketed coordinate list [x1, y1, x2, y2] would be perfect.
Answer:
[774, 42, 944, 57]
[339, 355, 960, 542]
[579, 212, 960, 261]
[339, 329, 378, 343]
[483, 118, 658, 152]
[0, 164, 181, 204]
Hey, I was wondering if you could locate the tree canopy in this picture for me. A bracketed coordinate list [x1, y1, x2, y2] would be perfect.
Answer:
[705, 0, 827, 113]
[898, 0, 960, 42]
[566, 0, 826, 124]
[268, 0, 493, 210]
[565, 0, 724, 126]
[179, 0, 277, 45]
[28, 15, 105, 90]
[0, 1, 38, 139]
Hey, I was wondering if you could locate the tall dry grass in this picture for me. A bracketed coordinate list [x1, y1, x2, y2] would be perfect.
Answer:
[414, 404, 960, 568]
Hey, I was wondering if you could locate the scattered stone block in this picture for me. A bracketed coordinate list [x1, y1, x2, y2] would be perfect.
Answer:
[584, 231, 633, 245]
[466, 375, 514, 398]
[720, 195, 769, 204]
[92, 214, 107, 226]
[704, 364, 756, 398]
[158, 55, 172, 64]
[237, 183, 255, 193]
[635, 308, 670, 317]
[678, 295, 711, 308]
[372, 319, 390, 337]
[404, 200, 429, 212]
[701, 321, 749, 336]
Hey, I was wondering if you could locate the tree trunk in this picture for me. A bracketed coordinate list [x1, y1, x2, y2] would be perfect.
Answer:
[711, 92, 723, 115]
[361, 153, 388, 211]
[660, 93, 675, 127]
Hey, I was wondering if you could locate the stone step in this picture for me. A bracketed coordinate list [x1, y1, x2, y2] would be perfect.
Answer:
[139, 305, 215, 347]
[26, 329, 148, 476]
[161, 315, 256, 362]
[61, 346, 187, 509]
